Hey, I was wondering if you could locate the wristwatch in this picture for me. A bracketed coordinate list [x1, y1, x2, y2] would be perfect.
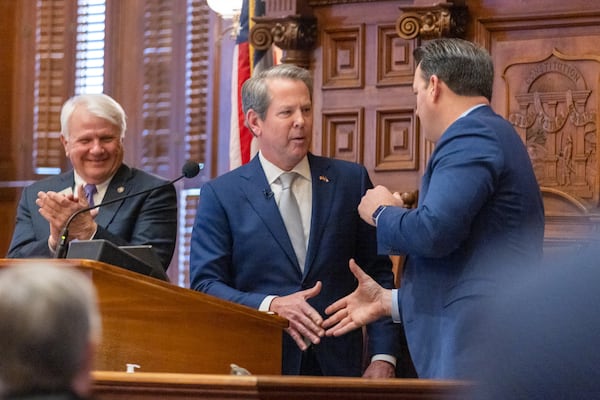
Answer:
[372, 205, 387, 225]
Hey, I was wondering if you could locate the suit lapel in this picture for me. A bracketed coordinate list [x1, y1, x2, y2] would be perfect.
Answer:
[240, 157, 303, 272]
[94, 165, 132, 227]
[59, 171, 75, 194]
[304, 155, 336, 276]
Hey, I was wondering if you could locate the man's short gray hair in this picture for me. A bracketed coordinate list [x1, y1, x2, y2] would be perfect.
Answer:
[60, 93, 127, 139]
[241, 63, 313, 121]
[0, 263, 101, 396]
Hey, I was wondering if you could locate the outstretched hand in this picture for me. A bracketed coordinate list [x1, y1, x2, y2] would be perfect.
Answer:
[270, 281, 324, 350]
[322, 259, 392, 336]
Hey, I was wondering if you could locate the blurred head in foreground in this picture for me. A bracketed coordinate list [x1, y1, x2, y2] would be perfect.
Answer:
[0, 263, 101, 398]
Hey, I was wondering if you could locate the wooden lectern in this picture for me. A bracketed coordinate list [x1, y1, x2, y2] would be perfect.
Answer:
[0, 259, 287, 375]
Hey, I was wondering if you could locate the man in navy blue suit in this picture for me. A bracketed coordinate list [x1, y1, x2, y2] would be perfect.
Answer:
[190, 64, 400, 377]
[7, 94, 177, 270]
[323, 38, 545, 379]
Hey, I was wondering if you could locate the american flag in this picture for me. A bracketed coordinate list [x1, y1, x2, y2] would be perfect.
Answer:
[229, 0, 273, 169]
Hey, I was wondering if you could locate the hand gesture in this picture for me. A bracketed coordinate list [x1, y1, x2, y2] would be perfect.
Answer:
[270, 281, 324, 350]
[358, 185, 404, 226]
[36, 185, 98, 245]
[323, 259, 392, 336]
[65, 185, 98, 240]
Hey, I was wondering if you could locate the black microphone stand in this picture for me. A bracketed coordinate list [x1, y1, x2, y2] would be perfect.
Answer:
[54, 161, 202, 259]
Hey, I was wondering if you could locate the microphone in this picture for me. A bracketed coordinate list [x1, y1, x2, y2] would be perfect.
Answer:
[263, 188, 274, 199]
[54, 160, 203, 259]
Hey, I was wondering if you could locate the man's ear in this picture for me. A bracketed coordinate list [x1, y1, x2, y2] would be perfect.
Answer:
[246, 109, 261, 137]
[429, 75, 442, 101]
[60, 135, 69, 157]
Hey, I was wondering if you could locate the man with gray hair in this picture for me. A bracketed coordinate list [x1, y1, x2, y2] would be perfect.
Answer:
[190, 63, 400, 377]
[7, 93, 177, 271]
[0, 262, 101, 399]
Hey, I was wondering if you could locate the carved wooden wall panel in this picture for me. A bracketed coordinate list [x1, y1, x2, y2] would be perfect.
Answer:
[475, 11, 600, 250]
[312, 1, 422, 193]
[376, 25, 415, 87]
[374, 108, 418, 171]
[322, 26, 364, 89]
[321, 109, 364, 163]
[505, 51, 598, 202]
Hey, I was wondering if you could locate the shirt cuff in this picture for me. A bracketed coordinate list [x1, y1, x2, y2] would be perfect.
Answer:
[371, 354, 397, 367]
[373, 205, 387, 226]
[391, 288, 402, 323]
[259, 295, 277, 312]
[48, 236, 57, 252]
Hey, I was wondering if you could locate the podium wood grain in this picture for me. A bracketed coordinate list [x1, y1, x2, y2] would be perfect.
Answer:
[0, 259, 287, 375]
[92, 371, 472, 400]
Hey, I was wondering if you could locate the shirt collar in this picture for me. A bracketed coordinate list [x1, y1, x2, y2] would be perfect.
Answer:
[258, 152, 311, 185]
[73, 172, 113, 196]
[458, 103, 488, 119]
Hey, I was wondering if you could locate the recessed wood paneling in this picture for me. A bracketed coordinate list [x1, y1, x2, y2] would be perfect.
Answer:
[377, 25, 415, 87]
[321, 109, 364, 163]
[374, 109, 418, 171]
[322, 26, 364, 89]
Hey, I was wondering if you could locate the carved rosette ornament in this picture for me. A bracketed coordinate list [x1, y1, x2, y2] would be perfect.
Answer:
[250, 16, 317, 69]
[396, 2, 468, 40]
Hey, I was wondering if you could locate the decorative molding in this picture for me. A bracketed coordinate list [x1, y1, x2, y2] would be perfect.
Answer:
[321, 26, 364, 89]
[321, 109, 364, 163]
[251, 1, 318, 69]
[423, 138, 435, 171]
[474, 11, 600, 48]
[396, 2, 468, 40]
[376, 24, 415, 87]
[504, 50, 598, 201]
[476, 12, 600, 210]
[251, 15, 317, 69]
[375, 108, 418, 171]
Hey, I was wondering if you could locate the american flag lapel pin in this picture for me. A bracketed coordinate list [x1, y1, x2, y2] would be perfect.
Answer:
[319, 175, 329, 183]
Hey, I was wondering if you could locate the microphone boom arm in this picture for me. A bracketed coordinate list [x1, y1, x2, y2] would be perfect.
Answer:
[54, 161, 202, 259]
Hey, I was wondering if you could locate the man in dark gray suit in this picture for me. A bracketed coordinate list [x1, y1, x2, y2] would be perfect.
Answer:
[7, 94, 177, 270]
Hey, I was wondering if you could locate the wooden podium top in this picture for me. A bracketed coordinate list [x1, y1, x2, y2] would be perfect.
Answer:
[92, 371, 473, 400]
[0, 258, 287, 375]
